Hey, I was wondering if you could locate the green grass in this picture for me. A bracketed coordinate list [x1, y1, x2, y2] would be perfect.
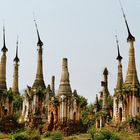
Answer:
[0, 132, 9, 139]
[88, 127, 140, 140]
[116, 131, 139, 140]
[42, 138, 52, 140]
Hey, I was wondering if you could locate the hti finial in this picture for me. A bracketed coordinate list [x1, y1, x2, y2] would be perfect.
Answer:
[115, 35, 122, 61]
[119, 0, 135, 42]
[103, 67, 108, 75]
[33, 18, 43, 46]
[1, 26, 8, 52]
[14, 36, 19, 63]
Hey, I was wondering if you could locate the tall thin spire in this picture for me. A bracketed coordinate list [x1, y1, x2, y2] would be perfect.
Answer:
[119, 0, 139, 85]
[115, 35, 122, 61]
[115, 35, 123, 89]
[34, 19, 43, 47]
[12, 38, 20, 94]
[0, 26, 8, 90]
[1, 26, 8, 52]
[14, 37, 19, 63]
[119, 0, 135, 42]
[32, 20, 46, 90]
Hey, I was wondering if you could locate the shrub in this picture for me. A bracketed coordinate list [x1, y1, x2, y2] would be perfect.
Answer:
[10, 130, 41, 140]
[44, 131, 51, 137]
[11, 132, 29, 140]
[50, 131, 63, 140]
[31, 135, 41, 140]
[89, 129, 119, 140]
[0, 115, 24, 133]
[0, 133, 9, 139]
[30, 130, 41, 140]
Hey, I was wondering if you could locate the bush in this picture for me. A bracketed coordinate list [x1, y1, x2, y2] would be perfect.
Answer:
[11, 132, 29, 140]
[0, 133, 9, 139]
[10, 130, 41, 140]
[89, 129, 119, 140]
[44, 131, 51, 137]
[31, 135, 41, 140]
[30, 130, 41, 140]
[0, 115, 22, 133]
[50, 131, 63, 140]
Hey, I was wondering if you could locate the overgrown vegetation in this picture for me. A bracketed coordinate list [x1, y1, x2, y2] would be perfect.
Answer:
[81, 103, 95, 127]
[50, 131, 63, 140]
[0, 115, 24, 133]
[127, 117, 140, 133]
[0, 132, 9, 139]
[89, 128, 119, 140]
[10, 129, 41, 140]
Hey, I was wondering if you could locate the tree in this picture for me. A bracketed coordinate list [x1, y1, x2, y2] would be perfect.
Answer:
[81, 103, 95, 127]
[13, 94, 23, 113]
[73, 92, 87, 109]
[7, 88, 14, 115]
[35, 87, 45, 116]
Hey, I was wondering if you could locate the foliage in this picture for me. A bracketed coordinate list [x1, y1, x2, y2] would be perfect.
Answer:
[81, 103, 95, 127]
[7, 88, 14, 102]
[0, 115, 21, 133]
[117, 131, 136, 140]
[89, 128, 119, 140]
[78, 95, 87, 108]
[10, 129, 41, 140]
[11, 132, 29, 140]
[0, 132, 9, 139]
[43, 131, 51, 138]
[107, 95, 113, 108]
[13, 94, 23, 111]
[36, 87, 45, 100]
[73, 91, 87, 109]
[98, 99, 102, 110]
[50, 131, 63, 140]
[127, 117, 140, 133]
[26, 129, 41, 140]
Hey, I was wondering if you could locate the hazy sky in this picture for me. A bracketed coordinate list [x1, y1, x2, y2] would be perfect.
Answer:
[0, 0, 140, 103]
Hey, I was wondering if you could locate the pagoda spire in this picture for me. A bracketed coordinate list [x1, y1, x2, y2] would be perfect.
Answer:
[34, 19, 43, 47]
[32, 20, 46, 90]
[58, 58, 72, 97]
[12, 38, 20, 94]
[14, 37, 19, 63]
[1, 26, 8, 52]
[0, 26, 8, 90]
[102, 67, 109, 110]
[116, 35, 122, 61]
[119, 0, 135, 42]
[119, 0, 139, 85]
[115, 35, 123, 89]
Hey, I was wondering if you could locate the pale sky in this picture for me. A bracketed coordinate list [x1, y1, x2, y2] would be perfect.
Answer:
[0, 0, 140, 103]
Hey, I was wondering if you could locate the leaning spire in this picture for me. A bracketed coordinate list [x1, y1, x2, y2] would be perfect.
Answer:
[119, 0, 135, 42]
[34, 19, 43, 47]
[115, 35, 123, 89]
[32, 20, 46, 90]
[119, 0, 139, 85]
